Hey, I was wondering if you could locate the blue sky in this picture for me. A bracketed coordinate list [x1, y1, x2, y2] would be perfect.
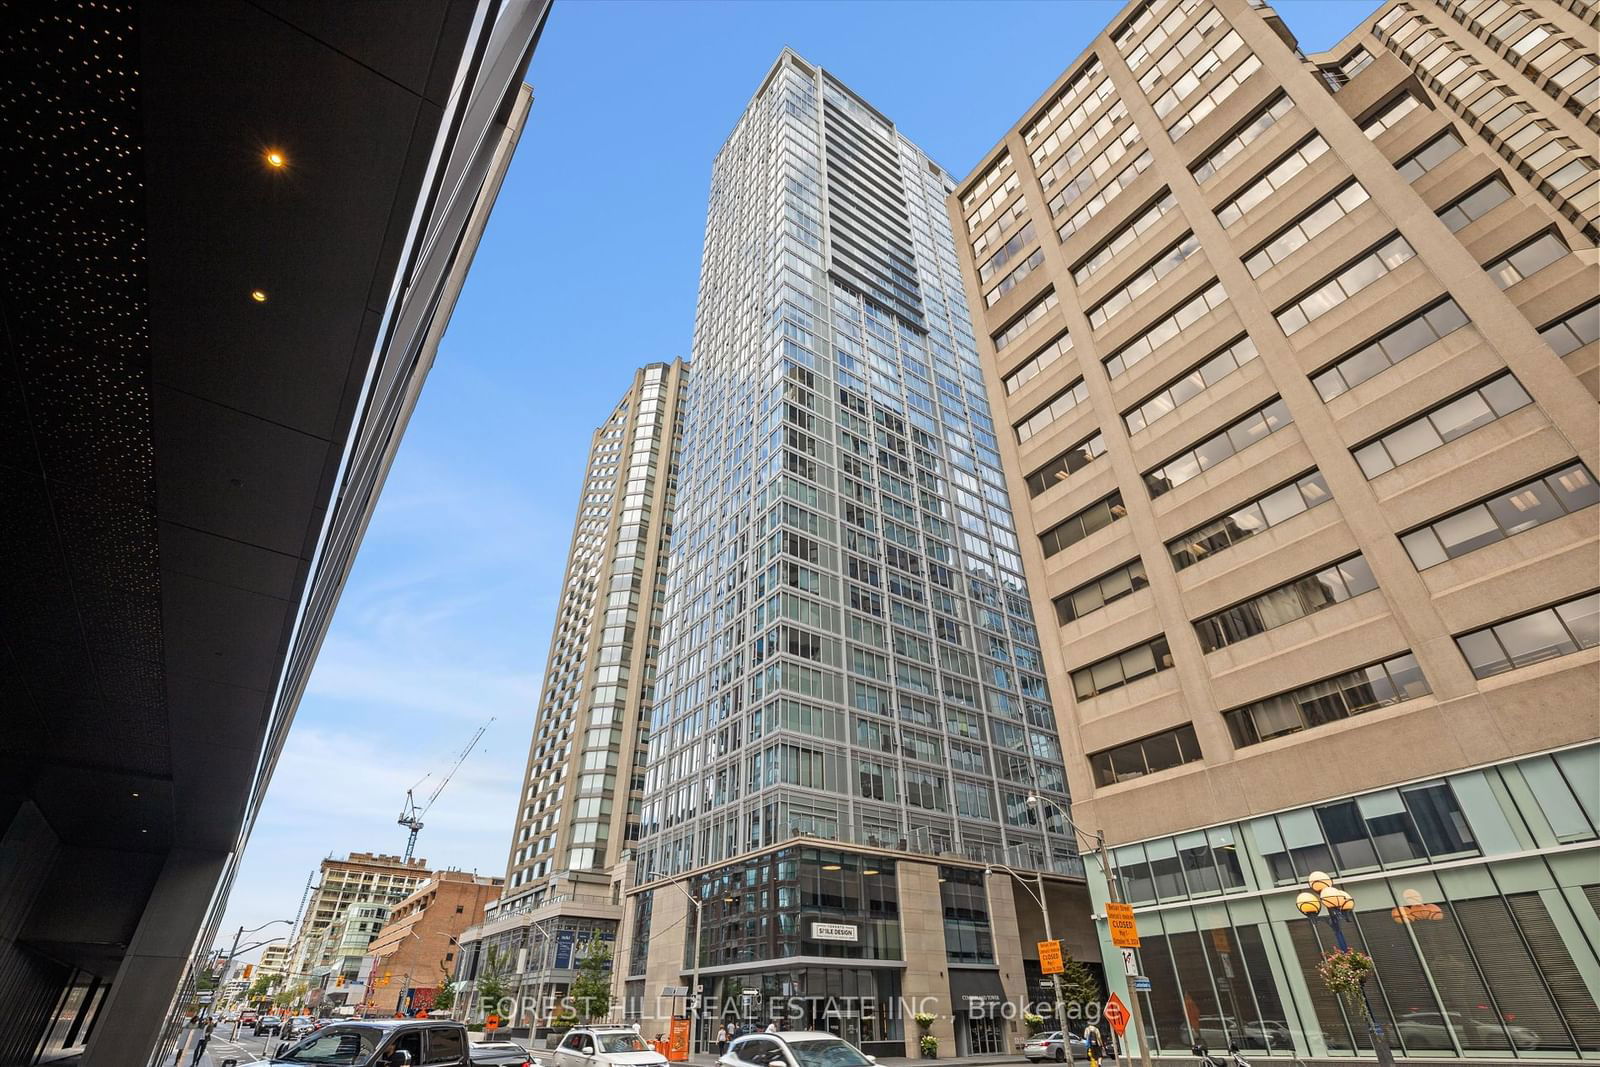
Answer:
[217, 0, 1378, 953]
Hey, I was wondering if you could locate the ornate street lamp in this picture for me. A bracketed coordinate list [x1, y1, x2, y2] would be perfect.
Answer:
[1295, 874, 1395, 1066]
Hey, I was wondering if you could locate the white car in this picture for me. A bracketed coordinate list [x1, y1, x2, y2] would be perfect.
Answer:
[719, 1030, 876, 1067]
[551, 1027, 668, 1067]
[1022, 1031, 1086, 1062]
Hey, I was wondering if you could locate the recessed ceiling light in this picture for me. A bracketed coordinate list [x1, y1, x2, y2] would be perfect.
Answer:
[821, 863, 842, 871]
[863, 869, 879, 876]
[141, 829, 149, 834]
[265, 150, 287, 168]
[131, 791, 140, 798]
[250, 289, 268, 303]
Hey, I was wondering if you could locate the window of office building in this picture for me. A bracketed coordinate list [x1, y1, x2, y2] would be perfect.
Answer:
[1276, 236, 1416, 336]
[1215, 135, 1330, 227]
[1144, 398, 1293, 498]
[1054, 558, 1149, 626]
[1484, 231, 1569, 288]
[1072, 634, 1174, 700]
[1455, 591, 1599, 678]
[1312, 298, 1471, 401]
[1168, 470, 1332, 570]
[1195, 555, 1379, 652]
[1124, 336, 1258, 434]
[1089, 722, 1199, 785]
[1355, 373, 1531, 481]
[1224, 652, 1429, 746]
[1400, 462, 1598, 568]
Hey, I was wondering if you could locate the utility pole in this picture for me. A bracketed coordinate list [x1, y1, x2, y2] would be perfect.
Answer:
[1096, 832, 1152, 1067]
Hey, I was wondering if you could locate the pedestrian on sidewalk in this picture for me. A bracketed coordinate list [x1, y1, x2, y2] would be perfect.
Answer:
[1084, 1021, 1105, 1067]
[716, 1025, 728, 1054]
[192, 1018, 215, 1065]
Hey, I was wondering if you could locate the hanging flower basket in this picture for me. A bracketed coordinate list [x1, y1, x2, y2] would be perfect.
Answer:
[1317, 949, 1375, 1016]
[913, 1012, 937, 1030]
[919, 1034, 939, 1059]
[1024, 1013, 1046, 1036]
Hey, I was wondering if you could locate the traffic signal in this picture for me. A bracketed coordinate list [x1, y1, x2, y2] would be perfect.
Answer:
[242, 965, 254, 980]
[336, 975, 346, 987]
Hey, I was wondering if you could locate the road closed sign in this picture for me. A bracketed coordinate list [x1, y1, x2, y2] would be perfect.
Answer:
[1038, 939, 1063, 975]
[1105, 901, 1140, 947]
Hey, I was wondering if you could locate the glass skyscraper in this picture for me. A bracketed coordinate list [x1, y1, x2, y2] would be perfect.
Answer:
[620, 51, 1092, 1059]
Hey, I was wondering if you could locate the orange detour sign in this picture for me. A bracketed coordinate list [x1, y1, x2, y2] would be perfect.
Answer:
[1105, 901, 1140, 948]
[1102, 993, 1130, 1037]
[667, 1017, 690, 1061]
[1038, 939, 1064, 975]
[485, 1014, 500, 1034]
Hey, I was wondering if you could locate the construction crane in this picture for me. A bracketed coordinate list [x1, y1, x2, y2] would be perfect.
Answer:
[398, 718, 493, 862]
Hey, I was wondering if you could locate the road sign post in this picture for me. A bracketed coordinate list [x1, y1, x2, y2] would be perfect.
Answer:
[1096, 834, 1152, 1067]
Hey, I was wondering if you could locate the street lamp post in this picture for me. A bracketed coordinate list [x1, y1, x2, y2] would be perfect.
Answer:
[662, 877, 704, 1051]
[221, 920, 294, 1040]
[984, 862, 1064, 1038]
[1295, 872, 1396, 1066]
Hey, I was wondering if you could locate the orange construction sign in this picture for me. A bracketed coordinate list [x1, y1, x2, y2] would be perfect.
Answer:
[1105, 901, 1140, 947]
[1102, 993, 1130, 1037]
[1038, 939, 1064, 975]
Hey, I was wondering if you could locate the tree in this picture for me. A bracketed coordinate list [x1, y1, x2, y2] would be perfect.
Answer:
[1056, 958, 1102, 1021]
[477, 947, 510, 1022]
[432, 971, 456, 1014]
[568, 937, 613, 1022]
[248, 975, 274, 1000]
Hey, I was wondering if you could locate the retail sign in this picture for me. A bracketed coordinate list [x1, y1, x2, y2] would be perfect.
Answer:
[1133, 976, 1151, 992]
[1105, 901, 1140, 947]
[811, 922, 859, 942]
[1102, 993, 1130, 1037]
[1038, 939, 1064, 975]
[661, 985, 688, 997]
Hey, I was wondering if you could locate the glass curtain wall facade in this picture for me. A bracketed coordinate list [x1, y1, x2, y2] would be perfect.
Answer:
[634, 50, 1074, 893]
[1108, 745, 1600, 1059]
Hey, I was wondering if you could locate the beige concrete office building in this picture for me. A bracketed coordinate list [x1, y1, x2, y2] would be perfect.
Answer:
[950, 0, 1598, 1060]
[454, 360, 689, 1027]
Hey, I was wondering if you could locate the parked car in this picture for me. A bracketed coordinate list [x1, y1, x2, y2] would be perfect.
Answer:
[552, 1027, 668, 1067]
[255, 1015, 284, 1036]
[240, 1011, 259, 1029]
[1394, 1010, 1540, 1051]
[267, 1019, 472, 1065]
[719, 1030, 876, 1067]
[286, 1015, 318, 1038]
[471, 1039, 539, 1067]
[1022, 1030, 1087, 1062]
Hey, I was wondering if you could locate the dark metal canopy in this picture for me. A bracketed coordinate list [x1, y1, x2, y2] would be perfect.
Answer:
[0, 1, 548, 1062]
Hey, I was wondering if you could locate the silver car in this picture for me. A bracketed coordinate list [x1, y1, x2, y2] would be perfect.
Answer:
[1022, 1030, 1087, 1062]
[719, 1030, 877, 1067]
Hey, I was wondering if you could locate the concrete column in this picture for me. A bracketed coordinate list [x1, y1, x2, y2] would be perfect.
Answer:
[983, 875, 1030, 1043]
[897, 863, 953, 1057]
[639, 886, 688, 1039]
[81, 846, 228, 1067]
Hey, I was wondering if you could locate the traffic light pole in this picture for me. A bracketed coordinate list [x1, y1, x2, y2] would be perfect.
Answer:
[1096, 832, 1151, 1067]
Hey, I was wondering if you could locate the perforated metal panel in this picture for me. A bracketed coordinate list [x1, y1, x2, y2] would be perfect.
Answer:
[0, 0, 170, 782]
